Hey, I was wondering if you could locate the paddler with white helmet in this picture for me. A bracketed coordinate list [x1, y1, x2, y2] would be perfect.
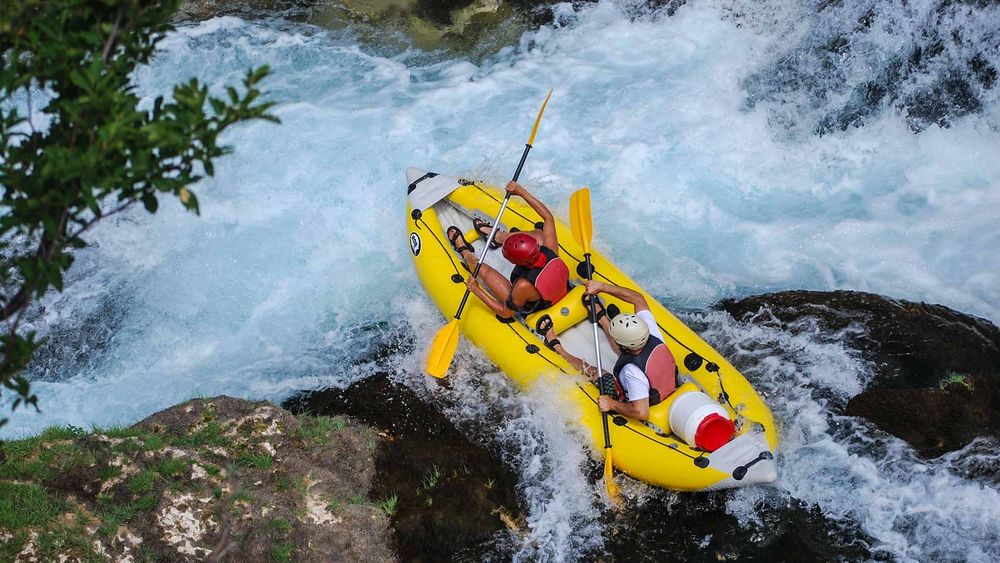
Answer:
[583, 280, 679, 421]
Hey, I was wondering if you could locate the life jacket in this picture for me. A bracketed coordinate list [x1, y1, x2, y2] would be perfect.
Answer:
[612, 335, 677, 406]
[506, 246, 570, 315]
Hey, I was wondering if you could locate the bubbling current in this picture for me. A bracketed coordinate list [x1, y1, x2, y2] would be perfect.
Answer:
[6, 0, 1000, 560]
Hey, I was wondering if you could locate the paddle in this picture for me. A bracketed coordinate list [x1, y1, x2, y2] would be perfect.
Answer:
[426, 89, 553, 378]
[570, 187, 622, 504]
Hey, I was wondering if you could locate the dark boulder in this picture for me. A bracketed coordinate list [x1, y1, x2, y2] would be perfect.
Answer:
[719, 290, 1000, 389]
[719, 290, 1000, 456]
[844, 378, 999, 455]
[605, 491, 877, 561]
[284, 374, 522, 561]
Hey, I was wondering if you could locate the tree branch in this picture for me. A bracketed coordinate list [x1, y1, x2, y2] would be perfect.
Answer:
[101, 7, 125, 64]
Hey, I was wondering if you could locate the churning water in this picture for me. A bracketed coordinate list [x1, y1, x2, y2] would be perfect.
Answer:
[7, 1, 999, 560]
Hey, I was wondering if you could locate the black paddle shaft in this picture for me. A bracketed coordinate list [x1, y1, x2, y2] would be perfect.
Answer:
[453, 143, 533, 320]
[583, 252, 614, 450]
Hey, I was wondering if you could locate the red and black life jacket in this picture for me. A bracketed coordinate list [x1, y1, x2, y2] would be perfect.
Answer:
[507, 246, 570, 315]
[611, 335, 677, 406]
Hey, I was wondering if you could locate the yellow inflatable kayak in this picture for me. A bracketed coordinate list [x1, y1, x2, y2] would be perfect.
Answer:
[406, 167, 778, 491]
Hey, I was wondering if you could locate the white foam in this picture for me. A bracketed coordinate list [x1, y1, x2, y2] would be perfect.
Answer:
[696, 310, 1000, 562]
[6, 2, 1000, 559]
[397, 312, 606, 560]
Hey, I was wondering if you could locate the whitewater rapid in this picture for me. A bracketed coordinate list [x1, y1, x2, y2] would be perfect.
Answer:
[7, 0, 1000, 560]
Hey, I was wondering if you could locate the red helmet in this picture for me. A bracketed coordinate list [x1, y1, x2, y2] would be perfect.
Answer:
[502, 233, 541, 266]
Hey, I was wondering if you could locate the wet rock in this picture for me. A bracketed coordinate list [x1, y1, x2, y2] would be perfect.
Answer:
[175, 0, 529, 52]
[174, 0, 319, 21]
[844, 378, 1000, 456]
[284, 374, 521, 562]
[719, 290, 1000, 455]
[719, 290, 1000, 389]
[0, 397, 394, 562]
[605, 491, 877, 561]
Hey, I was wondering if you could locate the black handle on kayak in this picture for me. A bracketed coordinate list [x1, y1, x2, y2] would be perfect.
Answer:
[453, 142, 532, 320]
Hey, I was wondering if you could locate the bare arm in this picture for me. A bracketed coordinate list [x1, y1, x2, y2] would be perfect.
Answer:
[510, 279, 541, 308]
[584, 280, 649, 313]
[466, 278, 514, 318]
[507, 181, 557, 250]
[598, 395, 650, 421]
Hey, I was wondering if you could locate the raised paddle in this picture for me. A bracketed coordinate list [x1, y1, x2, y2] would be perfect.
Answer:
[569, 186, 622, 504]
[426, 89, 553, 378]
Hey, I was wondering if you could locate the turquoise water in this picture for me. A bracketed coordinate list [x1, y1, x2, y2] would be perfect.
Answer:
[7, 1, 1000, 560]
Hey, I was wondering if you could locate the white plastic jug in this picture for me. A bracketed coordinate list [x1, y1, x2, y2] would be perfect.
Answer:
[668, 389, 735, 451]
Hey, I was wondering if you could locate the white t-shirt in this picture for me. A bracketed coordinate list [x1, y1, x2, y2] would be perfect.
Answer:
[617, 310, 665, 402]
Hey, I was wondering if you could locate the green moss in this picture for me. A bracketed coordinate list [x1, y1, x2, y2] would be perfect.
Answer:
[421, 465, 442, 491]
[111, 437, 144, 455]
[157, 457, 187, 477]
[201, 406, 218, 423]
[97, 495, 157, 538]
[0, 530, 28, 560]
[940, 373, 974, 390]
[43, 441, 94, 476]
[376, 494, 398, 516]
[364, 428, 378, 451]
[0, 452, 49, 481]
[0, 434, 95, 482]
[38, 425, 87, 441]
[98, 463, 121, 481]
[100, 425, 144, 439]
[0, 481, 62, 528]
[232, 489, 255, 504]
[296, 415, 346, 445]
[172, 420, 229, 449]
[235, 452, 273, 469]
[128, 470, 159, 495]
[272, 541, 294, 562]
[0, 491, 104, 559]
[30, 509, 106, 563]
[267, 517, 293, 533]
[143, 434, 166, 452]
[292, 476, 310, 497]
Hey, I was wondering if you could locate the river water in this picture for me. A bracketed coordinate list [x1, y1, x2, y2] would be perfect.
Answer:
[7, 1, 1000, 560]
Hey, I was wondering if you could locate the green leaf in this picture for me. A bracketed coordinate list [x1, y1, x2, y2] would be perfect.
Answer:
[0, 7, 277, 423]
[141, 192, 158, 213]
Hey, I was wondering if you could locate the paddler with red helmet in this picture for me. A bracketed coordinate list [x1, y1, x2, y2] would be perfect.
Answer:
[448, 181, 593, 374]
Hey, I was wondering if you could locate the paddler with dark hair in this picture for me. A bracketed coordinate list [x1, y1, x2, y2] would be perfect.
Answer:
[582, 280, 679, 421]
[447, 180, 594, 373]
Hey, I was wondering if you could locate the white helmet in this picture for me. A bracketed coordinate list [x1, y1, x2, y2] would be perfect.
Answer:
[609, 314, 649, 350]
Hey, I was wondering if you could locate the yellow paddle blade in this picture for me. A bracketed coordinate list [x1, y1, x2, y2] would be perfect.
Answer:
[527, 89, 554, 147]
[426, 319, 460, 378]
[604, 448, 622, 504]
[569, 187, 593, 254]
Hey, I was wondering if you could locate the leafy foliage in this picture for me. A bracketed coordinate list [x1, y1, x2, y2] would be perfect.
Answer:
[0, 0, 279, 424]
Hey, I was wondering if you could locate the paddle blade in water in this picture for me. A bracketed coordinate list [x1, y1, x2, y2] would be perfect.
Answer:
[570, 187, 593, 253]
[604, 447, 622, 504]
[426, 319, 460, 378]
